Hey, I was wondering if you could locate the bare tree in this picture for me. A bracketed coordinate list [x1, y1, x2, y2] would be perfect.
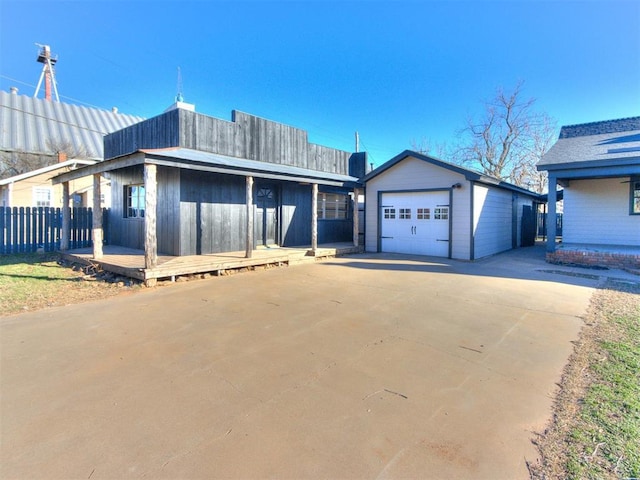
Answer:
[509, 113, 557, 193]
[455, 81, 557, 191]
[45, 139, 95, 160]
[0, 138, 95, 180]
[0, 151, 50, 179]
[410, 137, 451, 160]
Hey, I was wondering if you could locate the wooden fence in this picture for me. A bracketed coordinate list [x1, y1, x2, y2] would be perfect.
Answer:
[537, 212, 563, 238]
[0, 207, 110, 254]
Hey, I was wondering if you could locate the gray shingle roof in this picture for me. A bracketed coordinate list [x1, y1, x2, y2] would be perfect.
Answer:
[0, 90, 144, 160]
[538, 116, 640, 169]
[559, 117, 640, 138]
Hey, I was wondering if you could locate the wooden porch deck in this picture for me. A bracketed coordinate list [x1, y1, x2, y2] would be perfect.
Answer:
[60, 243, 362, 285]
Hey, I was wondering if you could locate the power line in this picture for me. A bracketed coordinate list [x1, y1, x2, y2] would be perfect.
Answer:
[0, 104, 116, 135]
[0, 74, 117, 111]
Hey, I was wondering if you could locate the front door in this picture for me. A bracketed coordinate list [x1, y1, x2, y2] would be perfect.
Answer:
[256, 185, 278, 246]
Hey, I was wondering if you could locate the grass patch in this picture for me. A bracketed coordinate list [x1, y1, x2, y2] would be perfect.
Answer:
[531, 281, 640, 479]
[0, 253, 135, 316]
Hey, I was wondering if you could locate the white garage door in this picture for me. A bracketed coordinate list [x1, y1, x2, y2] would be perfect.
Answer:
[380, 191, 450, 257]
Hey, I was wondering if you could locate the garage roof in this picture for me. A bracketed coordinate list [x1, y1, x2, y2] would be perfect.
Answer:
[363, 150, 542, 198]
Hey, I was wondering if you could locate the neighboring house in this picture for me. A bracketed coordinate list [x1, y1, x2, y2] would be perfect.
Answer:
[0, 88, 144, 207]
[0, 156, 101, 208]
[537, 116, 640, 269]
[53, 103, 366, 262]
[363, 150, 542, 260]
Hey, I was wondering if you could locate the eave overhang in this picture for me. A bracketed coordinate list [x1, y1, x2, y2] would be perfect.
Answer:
[53, 148, 363, 188]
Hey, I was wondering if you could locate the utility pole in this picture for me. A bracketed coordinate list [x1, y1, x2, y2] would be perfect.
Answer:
[355, 131, 360, 153]
[34, 44, 59, 102]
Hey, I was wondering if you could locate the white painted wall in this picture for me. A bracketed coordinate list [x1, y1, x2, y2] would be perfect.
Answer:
[473, 184, 512, 259]
[563, 178, 640, 246]
[365, 156, 472, 259]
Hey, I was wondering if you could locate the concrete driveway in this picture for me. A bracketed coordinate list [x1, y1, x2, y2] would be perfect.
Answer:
[1, 247, 600, 479]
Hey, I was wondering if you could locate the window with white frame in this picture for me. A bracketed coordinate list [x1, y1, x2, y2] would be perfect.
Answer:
[383, 208, 396, 219]
[33, 187, 51, 207]
[125, 184, 145, 218]
[317, 192, 349, 220]
[631, 178, 640, 215]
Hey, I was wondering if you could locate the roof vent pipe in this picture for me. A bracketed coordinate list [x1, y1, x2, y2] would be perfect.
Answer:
[10, 87, 18, 95]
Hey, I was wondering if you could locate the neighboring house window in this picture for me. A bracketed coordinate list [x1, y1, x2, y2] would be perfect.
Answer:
[33, 187, 51, 207]
[632, 178, 640, 215]
[125, 184, 145, 218]
[318, 193, 349, 219]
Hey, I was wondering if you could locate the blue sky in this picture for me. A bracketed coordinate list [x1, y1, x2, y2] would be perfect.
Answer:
[1, 0, 639, 166]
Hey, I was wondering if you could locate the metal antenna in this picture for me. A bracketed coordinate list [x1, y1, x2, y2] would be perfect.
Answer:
[176, 67, 184, 102]
[34, 44, 59, 102]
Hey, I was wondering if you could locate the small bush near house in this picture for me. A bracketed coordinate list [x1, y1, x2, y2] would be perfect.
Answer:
[0, 253, 139, 316]
[530, 281, 640, 479]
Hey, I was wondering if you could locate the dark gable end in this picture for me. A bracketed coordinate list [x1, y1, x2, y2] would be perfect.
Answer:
[104, 109, 365, 179]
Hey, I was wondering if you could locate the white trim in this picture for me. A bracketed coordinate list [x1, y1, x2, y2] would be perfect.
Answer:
[0, 159, 96, 186]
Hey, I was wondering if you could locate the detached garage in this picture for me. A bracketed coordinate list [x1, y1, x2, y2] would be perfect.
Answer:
[364, 150, 542, 260]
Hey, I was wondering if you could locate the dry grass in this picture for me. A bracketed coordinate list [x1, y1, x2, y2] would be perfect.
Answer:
[0, 253, 140, 316]
[530, 280, 640, 479]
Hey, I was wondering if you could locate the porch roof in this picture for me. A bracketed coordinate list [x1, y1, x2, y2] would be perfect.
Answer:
[53, 147, 362, 187]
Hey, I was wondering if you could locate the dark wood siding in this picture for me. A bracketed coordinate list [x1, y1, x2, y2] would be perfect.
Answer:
[280, 184, 312, 247]
[104, 109, 359, 176]
[107, 166, 145, 250]
[318, 219, 352, 243]
[279, 184, 353, 246]
[104, 109, 180, 160]
[179, 170, 246, 255]
[157, 167, 180, 255]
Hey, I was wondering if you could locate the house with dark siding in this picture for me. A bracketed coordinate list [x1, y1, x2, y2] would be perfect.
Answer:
[53, 102, 366, 277]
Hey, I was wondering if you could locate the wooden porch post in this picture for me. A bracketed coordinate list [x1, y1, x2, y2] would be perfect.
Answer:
[144, 163, 158, 270]
[546, 175, 557, 254]
[92, 174, 103, 259]
[246, 175, 254, 258]
[352, 187, 360, 247]
[311, 183, 318, 253]
[60, 181, 70, 251]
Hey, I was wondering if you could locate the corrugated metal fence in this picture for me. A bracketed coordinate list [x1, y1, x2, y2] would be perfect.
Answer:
[0, 207, 110, 254]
